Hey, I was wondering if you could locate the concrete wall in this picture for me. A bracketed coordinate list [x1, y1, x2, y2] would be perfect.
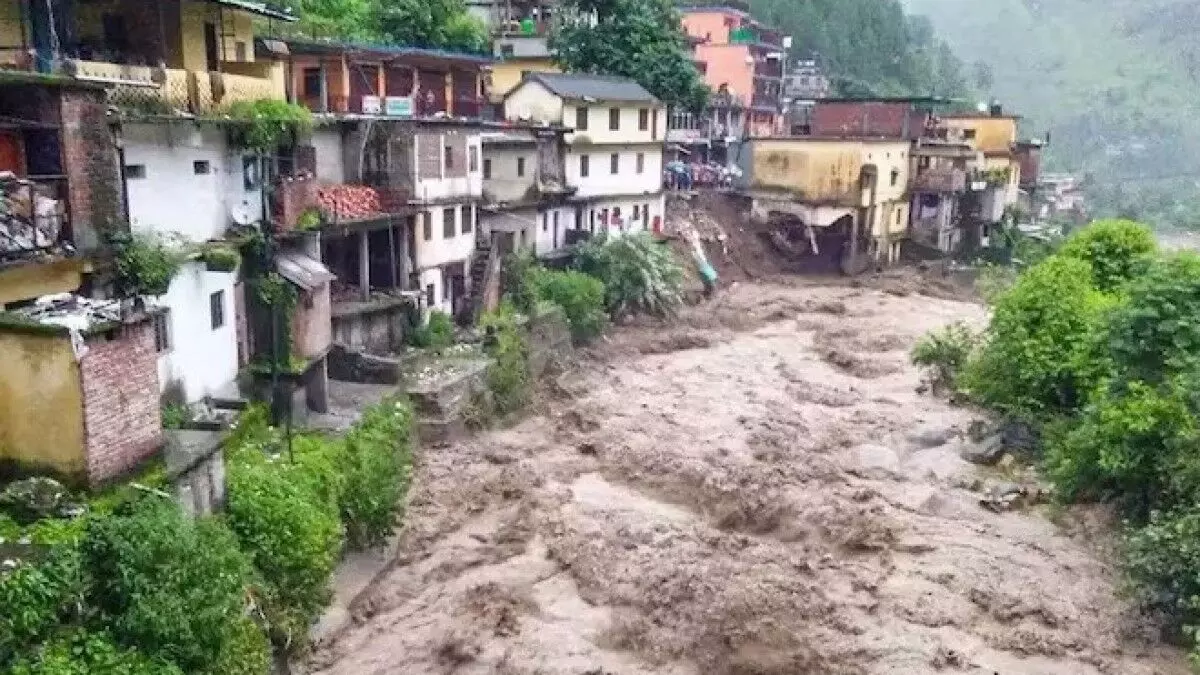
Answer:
[154, 262, 239, 403]
[414, 203, 478, 270]
[504, 80, 565, 125]
[180, 0, 258, 71]
[693, 43, 754, 106]
[811, 101, 928, 139]
[0, 259, 85, 307]
[0, 1, 22, 66]
[565, 104, 664, 145]
[413, 131, 484, 201]
[0, 329, 87, 479]
[483, 143, 538, 203]
[124, 122, 260, 243]
[943, 115, 1018, 155]
[293, 281, 332, 359]
[681, 9, 739, 45]
[311, 126, 347, 184]
[490, 59, 560, 99]
[332, 300, 409, 354]
[81, 321, 164, 484]
[746, 138, 910, 207]
[567, 146, 663, 198]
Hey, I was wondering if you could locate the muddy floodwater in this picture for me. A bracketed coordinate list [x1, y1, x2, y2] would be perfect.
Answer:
[305, 280, 1188, 675]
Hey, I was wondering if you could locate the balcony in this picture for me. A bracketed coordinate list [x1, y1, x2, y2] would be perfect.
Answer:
[912, 167, 967, 193]
[61, 59, 282, 115]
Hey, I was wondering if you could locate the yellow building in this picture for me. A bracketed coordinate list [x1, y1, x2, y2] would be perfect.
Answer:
[741, 137, 911, 271]
[488, 58, 560, 101]
[941, 111, 1022, 210]
[0, 0, 291, 113]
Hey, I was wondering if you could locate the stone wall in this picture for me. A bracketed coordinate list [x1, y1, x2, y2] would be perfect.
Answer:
[80, 320, 163, 485]
[165, 430, 226, 518]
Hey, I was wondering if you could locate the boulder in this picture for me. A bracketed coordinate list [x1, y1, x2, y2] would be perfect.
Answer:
[0, 477, 82, 525]
[960, 435, 1006, 465]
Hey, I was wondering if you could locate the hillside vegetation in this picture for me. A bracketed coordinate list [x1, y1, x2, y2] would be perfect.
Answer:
[903, 0, 1200, 227]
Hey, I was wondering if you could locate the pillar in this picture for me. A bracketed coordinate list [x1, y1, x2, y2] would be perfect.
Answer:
[358, 229, 370, 301]
[306, 358, 329, 413]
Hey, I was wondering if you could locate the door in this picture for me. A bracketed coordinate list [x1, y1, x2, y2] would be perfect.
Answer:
[0, 133, 24, 175]
[204, 23, 219, 72]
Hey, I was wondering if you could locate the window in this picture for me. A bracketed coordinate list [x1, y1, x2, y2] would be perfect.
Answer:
[469, 146, 479, 172]
[193, 160, 211, 175]
[444, 145, 454, 171]
[609, 107, 620, 130]
[580, 154, 590, 177]
[575, 106, 588, 130]
[209, 290, 225, 330]
[600, 208, 609, 225]
[302, 67, 322, 98]
[443, 207, 456, 238]
[552, 211, 560, 247]
[610, 153, 619, 174]
[125, 164, 146, 179]
[612, 206, 621, 220]
[516, 156, 526, 177]
[636, 152, 645, 174]
[500, 44, 515, 57]
[462, 206, 473, 234]
[425, 283, 435, 307]
[638, 108, 649, 130]
[483, 158, 492, 179]
[422, 211, 432, 240]
[153, 310, 171, 353]
[542, 212, 549, 231]
[235, 41, 247, 61]
[963, 128, 977, 140]
[890, 168, 900, 187]
[632, 204, 640, 220]
[895, 208, 902, 225]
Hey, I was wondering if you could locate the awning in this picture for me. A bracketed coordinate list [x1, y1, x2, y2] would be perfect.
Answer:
[276, 251, 335, 291]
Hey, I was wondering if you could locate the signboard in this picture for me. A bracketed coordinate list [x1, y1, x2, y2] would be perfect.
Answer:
[361, 95, 382, 114]
[384, 96, 414, 117]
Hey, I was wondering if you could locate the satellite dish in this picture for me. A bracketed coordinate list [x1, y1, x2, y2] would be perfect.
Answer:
[230, 201, 257, 227]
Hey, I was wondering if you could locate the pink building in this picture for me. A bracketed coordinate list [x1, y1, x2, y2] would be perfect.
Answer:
[680, 4, 786, 137]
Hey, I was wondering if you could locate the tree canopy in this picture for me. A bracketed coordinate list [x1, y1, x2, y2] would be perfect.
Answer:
[550, 0, 710, 111]
[275, 0, 487, 52]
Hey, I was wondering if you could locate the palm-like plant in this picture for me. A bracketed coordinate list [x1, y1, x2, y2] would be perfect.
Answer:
[576, 232, 685, 318]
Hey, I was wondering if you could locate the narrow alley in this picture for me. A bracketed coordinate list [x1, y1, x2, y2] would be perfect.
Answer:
[304, 280, 1187, 675]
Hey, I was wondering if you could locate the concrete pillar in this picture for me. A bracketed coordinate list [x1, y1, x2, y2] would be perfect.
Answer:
[306, 357, 330, 413]
[398, 221, 412, 289]
[358, 229, 370, 301]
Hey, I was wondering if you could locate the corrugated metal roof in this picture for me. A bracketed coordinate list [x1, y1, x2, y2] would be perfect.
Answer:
[281, 38, 494, 63]
[521, 72, 658, 103]
[215, 0, 297, 21]
[276, 251, 335, 291]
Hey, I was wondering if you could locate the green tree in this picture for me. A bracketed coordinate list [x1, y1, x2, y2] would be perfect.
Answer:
[375, 0, 487, 51]
[1104, 253, 1200, 386]
[550, 0, 709, 111]
[276, 0, 379, 40]
[1056, 218, 1157, 293]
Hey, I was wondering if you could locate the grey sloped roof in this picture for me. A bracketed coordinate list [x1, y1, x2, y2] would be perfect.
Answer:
[523, 72, 658, 103]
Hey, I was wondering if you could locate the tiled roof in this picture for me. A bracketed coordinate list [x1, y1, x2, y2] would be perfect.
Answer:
[522, 72, 658, 103]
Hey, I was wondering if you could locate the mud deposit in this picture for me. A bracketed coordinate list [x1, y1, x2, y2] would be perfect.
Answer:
[305, 282, 1187, 675]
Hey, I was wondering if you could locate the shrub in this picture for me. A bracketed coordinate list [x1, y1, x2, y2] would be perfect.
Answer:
[1103, 253, 1200, 386]
[200, 245, 241, 273]
[205, 617, 271, 675]
[974, 263, 1018, 305]
[80, 497, 256, 672]
[112, 232, 185, 297]
[504, 248, 540, 314]
[1057, 218, 1157, 293]
[962, 255, 1114, 419]
[528, 268, 607, 343]
[576, 233, 684, 318]
[8, 630, 183, 675]
[338, 399, 415, 550]
[408, 310, 454, 351]
[1044, 381, 1196, 516]
[1125, 507, 1200, 634]
[0, 545, 83, 666]
[480, 304, 531, 416]
[223, 457, 342, 651]
[911, 321, 978, 394]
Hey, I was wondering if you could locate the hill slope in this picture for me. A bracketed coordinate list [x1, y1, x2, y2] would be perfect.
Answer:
[902, 0, 1200, 225]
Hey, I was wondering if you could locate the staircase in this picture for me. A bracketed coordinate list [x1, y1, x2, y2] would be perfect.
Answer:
[467, 234, 502, 323]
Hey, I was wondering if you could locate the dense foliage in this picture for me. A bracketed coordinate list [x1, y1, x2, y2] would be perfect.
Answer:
[526, 268, 607, 344]
[0, 546, 83, 665]
[337, 401, 415, 549]
[576, 233, 684, 319]
[1102, 253, 1200, 386]
[751, 0, 968, 97]
[8, 630, 183, 675]
[1056, 219, 1156, 293]
[480, 304, 532, 416]
[276, 0, 487, 52]
[111, 232, 185, 298]
[409, 310, 455, 351]
[910, 321, 977, 394]
[550, 0, 709, 111]
[226, 100, 314, 153]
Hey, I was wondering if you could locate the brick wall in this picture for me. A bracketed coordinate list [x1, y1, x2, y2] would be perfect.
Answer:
[59, 86, 124, 253]
[416, 133, 442, 180]
[811, 102, 929, 140]
[80, 321, 164, 485]
[445, 134, 468, 178]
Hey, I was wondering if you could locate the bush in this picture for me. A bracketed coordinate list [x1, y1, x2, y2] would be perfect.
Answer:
[1125, 507, 1200, 635]
[8, 630, 183, 675]
[528, 268, 607, 343]
[409, 310, 454, 350]
[576, 233, 684, 318]
[0, 546, 83, 666]
[223, 457, 342, 651]
[911, 321, 977, 394]
[962, 255, 1114, 419]
[504, 248, 540, 314]
[338, 399, 415, 550]
[480, 304, 531, 416]
[1103, 253, 1200, 386]
[81, 497, 258, 673]
[1057, 218, 1157, 293]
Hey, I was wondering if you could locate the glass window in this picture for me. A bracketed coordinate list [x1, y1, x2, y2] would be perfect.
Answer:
[443, 207, 456, 238]
[609, 107, 620, 130]
[209, 291, 225, 330]
[575, 107, 588, 130]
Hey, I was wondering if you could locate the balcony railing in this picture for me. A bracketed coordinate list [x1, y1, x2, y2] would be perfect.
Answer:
[62, 59, 283, 114]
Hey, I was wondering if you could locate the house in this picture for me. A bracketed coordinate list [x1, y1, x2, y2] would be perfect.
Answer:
[504, 72, 667, 238]
[666, 88, 745, 165]
[679, 3, 787, 138]
[1, 0, 292, 114]
[0, 74, 164, 486]
[736, 136, 911, 273]
[940, 107, 1022, 225]
[465, 0, 561, 100]
[803, 97, 951, 139]
[909, 130, 980, 253]
[479, 125, 573, 257]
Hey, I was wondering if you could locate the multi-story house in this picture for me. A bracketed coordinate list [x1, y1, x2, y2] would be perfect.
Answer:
[282, 39, 492, 332]
[783, 58, 830, 135]
[465, 0, 560, 101]
[504, 72, 667, 238]
[479, 126, 574, 257]
[678, 2, 788, 138]
[736, 137, 912, 273]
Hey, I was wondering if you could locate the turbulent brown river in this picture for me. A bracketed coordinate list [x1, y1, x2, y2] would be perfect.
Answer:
[304, 279, 1188, 675]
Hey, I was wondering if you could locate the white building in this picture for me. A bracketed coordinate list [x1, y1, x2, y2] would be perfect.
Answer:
[121, 121, 254, 404]
[479, 126, 574, 257]
[503, 72, 667, 238]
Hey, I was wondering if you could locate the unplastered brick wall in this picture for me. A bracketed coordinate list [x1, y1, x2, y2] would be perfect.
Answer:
[80, 321, 163, 485]
[416, 133, 442, 179]
[60, 86, 123, 252]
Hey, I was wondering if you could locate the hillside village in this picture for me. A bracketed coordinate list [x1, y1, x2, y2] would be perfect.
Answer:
[1, 1, 1179, 674]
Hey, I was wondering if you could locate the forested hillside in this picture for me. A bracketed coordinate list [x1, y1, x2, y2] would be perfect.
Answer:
[903, 0, 1200, 227]
[750, 0, 969, 98]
